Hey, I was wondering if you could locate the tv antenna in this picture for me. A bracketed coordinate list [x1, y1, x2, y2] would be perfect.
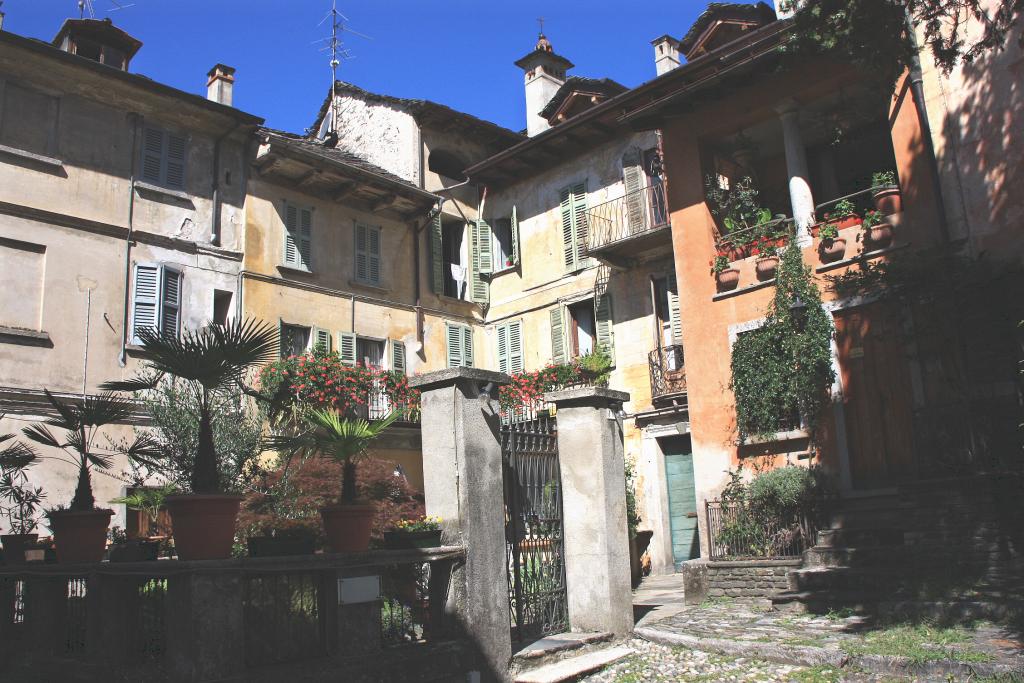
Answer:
[78, 0, 136, 18]
[315, 1, 371, 139]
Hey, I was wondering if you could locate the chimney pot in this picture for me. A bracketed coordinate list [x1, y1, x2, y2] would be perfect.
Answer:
[651, 35, 681, 76]
[206, 63, 236, 106]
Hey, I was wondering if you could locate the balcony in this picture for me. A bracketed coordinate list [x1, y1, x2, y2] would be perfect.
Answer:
[586, 182, 670, 268]
[648, 344, 687, 407]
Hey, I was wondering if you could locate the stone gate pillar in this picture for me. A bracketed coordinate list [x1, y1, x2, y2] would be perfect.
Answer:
[410, 367, 511, 681]
[546, 387, 634, 635]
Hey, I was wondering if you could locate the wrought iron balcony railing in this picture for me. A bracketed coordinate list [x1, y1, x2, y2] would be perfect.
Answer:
[587, 182, 669, 253]
[648, 344, 686, 401]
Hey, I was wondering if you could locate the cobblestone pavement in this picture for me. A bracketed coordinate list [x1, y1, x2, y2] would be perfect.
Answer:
[580, 637, 887, 682]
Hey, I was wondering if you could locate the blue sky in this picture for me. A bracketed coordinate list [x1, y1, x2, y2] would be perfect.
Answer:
[2, 1, 707, 133]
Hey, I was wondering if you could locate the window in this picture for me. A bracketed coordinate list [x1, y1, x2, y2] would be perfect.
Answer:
[653, 274, 683, 371]
[140, 126, 187, 189]
[280, 324, 310, 358]
[428, 150, 467, 181]
[212, 290, 232, 327]
[0, 237, 44, 331]
[431, 216, 469, 300]
[311, 327, 332, 353]
[490, 207, 520, 271]
[559, 182, 589, 272]
[131, 264, 182, 344]
[549, 294, 614, 364]
[354, 222, 382, 286]
[282, 201, 313, 271]
[0, 82, 59, 157]
[356, 338, 385, 367]
[496, 320, 524, 374]
[445, 322, 474, 368]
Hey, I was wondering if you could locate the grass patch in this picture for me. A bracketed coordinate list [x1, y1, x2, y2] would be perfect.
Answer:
[825, 607, 856, 620]
[786, 665, 848, 683]
[841, 623, 995, 665]
[781, 636, 829, 647]
[699, 595, 735, 608]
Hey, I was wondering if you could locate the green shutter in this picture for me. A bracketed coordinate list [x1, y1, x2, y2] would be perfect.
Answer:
[511, 204, 520, 266]
[595, 293, 615, 365]
[312, 327, 332, 352]
[131, 263, 159, 344]
[549, 306, 566, 365]
[508, 320, 524, 374]
[667, 272, 682, 345]
[390, 339, 406, 374]
[298, 207, 313, 270]
[571, 182, 589, 268]
[354, 222, 368, 282]
[462, 325, 474, 367]
[470, 220, 490, 305]
[476, 219, 493, 274]
[623, 159, 646, 234]
[496, 324, 509, 374]
[560, 186, 575, 271]
[283, 202, 299, 267]
[160, 266, 182, 339]
[338, 331, 356, 365]
[430, 212, 444, 295]
[445, 323, 462, 368]
[141, 127, 164, 184]
[165, 133, 187, 189]
[368, 225, 381, 285]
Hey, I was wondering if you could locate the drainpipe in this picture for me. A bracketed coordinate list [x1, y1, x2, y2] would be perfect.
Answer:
[903, 10, 951, 244]
[211, 122, 243, 247]
[119, 113, 142, 367]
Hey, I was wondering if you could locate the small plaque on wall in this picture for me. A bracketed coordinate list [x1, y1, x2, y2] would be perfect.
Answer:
[338, 575, 381, 605]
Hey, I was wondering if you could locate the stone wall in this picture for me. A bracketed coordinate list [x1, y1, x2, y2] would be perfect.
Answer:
[705, 559, 802, 600]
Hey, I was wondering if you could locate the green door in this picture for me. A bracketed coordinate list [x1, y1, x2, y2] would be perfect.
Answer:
[663, 436, 698, 565]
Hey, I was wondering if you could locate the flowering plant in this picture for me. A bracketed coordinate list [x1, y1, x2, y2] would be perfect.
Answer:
[390, 515, 442, 533]
[818, 222, 840, 241]
[862, 210, 884, 229]
[498, 351, 611, 411]
[711, 253, 731, 274]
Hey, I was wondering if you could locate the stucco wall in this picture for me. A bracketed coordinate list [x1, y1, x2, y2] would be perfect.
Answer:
[331, 95, 420, 185]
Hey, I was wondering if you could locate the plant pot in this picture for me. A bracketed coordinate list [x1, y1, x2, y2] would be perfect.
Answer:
[818, 237, 847, 263]
[108, 539, 160, 563]
[755, 255, 779, 281]
[833, 214, 862, 230]
[865, 223, 894, 249]
[48, 509, 113, 563]
[1, 533, 38, 565]
[320, 503, 376, 553]
[715, 268, 740, 291]
[872, 186, 901, 215]
[165, 494, 242, 560]
[383, 529, 443, 550]
[724, 245, 746, 261]
[247, 535, 316, 558]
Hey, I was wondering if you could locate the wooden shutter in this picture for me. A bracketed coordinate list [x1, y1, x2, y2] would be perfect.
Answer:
[508, 320, 524, 374]
[313, 327, 332, 352]
[462, 325, 474, 368]
[571, 182, 589, 267]
[390, 339, 406, 374]
[511, 205, 520, 266]
[338, 331, 356, 365]
[368, 225, 381, 285]
[165, 133, 187, 189]
[595, 293, 615, 365]
[298, 207, 313, 269]
[141, 127, 164, 184]
[476, 219, 493, 274]
[549, 306, 566, 365]
[667, 272, 682, 345]
[283, 202, 299, 266]
[496, 324, 510, 374]
[560, 186, 575, 271]
[471, 220, 490, 305]
[445, 323, 462, 368]
[623, 159, 646, 234]
[354, 222, 368, 282]
[160, 266, 182, 339]
[131, 263, 159, 344]
[430, 213, 444, 295]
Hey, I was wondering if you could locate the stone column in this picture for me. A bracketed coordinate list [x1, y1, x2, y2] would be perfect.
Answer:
[545, 387, 633, 636]
[776, 100, 816, 245]
[410, 367, 511, 681]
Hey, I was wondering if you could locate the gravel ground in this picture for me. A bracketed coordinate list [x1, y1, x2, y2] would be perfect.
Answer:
[579, 638, 888, 682]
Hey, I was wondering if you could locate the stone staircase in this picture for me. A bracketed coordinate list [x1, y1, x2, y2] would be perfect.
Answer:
[509, 632, 633, 683]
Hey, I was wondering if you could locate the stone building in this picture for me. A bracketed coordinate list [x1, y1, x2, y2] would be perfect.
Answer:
[0, 18, 261, 528]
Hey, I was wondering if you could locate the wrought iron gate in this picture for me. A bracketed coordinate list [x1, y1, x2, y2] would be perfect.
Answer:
[501, 410, 569, 644]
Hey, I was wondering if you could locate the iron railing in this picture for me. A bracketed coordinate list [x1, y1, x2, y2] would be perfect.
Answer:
[705, 500, 816, 560]
[354, 387, 420, 423]
[648, 345, 686, 400]
[587, 182, 669, 252]
[0, 548, 462, 679]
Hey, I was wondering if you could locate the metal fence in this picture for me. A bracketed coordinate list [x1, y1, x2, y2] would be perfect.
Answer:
[705, 500, 816, 560]
[587, 182, 669, 252]
[244, 571, 324, 666]
[648, 344, 687, 400]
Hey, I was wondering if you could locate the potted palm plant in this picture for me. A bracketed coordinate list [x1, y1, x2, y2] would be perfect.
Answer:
[19, 391, 157, 563]
[1, 432, 44, 565]
[108, 484, 174, 561]
[268, 409, 398, 553]
[871, 170, 902, 215]
[102, 318, 278, 560]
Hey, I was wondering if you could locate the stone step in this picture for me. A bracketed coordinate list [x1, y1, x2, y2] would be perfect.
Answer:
[815, 527, 904, 548]
[512, 632, 614, 664]
[513, 645, 634, 683]
[772, 590, 1024, 623]
[826, 507, 907, 528]
[787, 566, 903, 594]
[803, 545, 910, 568]
[770, 589, 881, 614]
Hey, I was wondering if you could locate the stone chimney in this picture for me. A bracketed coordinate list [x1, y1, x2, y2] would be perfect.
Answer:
[206, 64, 235, 107]
[651, 35, 681, 76]
[514, 33, 574, 137]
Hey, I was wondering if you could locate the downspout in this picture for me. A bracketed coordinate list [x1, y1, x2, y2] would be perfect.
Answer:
[119, 113, 142, 367]
[211, 122, 243, 247]
[903, 11, 951, 244]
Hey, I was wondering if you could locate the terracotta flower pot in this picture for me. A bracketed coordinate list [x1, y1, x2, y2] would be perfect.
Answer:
[1, 533, 38, 565]
[833, 214, 862, 230]
[818, 237, 847, 263]
[715, 268, 740, 291]
[724, 245, 746, 261]
[48, 509, 113, 563]
[165, 494, 242, 560]
[755, 255, 779, 281]
[321, 503, 376, 553]
[865, 223, 894, 249]
[872, 186, 902, 215]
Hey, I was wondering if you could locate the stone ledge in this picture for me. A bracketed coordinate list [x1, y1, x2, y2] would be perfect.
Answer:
[708, 559, 803, 569]
[409, 367, 510, 391]
[545, 386, 630, 406]
[0, 326, 52, 348]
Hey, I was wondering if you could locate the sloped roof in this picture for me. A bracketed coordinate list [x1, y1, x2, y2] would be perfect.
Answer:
[679, 2, 777, 59]
[538, 77, 628, 121]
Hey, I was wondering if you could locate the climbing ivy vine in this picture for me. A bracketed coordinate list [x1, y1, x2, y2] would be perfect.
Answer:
[730, 245, 835, 442]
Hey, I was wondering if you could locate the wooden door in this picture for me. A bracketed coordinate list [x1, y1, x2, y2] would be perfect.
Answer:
[834, 302, 916, 489]
[662, 437, 699, 565]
